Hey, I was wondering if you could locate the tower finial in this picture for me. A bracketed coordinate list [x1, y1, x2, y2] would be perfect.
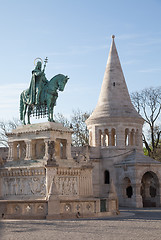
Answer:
[112, 35, 115, 39]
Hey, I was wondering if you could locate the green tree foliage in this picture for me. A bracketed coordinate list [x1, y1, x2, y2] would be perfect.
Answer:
[131, 87, 161, 160]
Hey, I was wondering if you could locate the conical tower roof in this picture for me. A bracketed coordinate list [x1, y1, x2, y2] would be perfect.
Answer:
[86, 35, 143, 125]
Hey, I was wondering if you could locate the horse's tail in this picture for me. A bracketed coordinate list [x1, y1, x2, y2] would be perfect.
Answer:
[20, 92, 24, 121]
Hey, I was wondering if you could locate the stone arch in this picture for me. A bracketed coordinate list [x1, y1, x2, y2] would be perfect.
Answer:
[12, 141, 26, 161]
[33, 139, 45, 159]
[104, 170, 110, 184]
[55, 139, 67, 159]
[141, 171, 160, 207]
[130, 129, 135, 146]
[111, 128, 116, 146]
[122, 177, 133, 198]
[104, 129, 109, 146]
[125, 128, 129, 146]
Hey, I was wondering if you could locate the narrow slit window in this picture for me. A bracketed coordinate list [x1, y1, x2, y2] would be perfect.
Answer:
[104, 170, 110, 184]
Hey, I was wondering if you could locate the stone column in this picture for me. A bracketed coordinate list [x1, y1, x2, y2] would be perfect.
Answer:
[7, 142, 14, 161]
[108, 131, 112, 146]
[133, 183, 143, 208]
[66, 141, 72, 159]
[89, 131, 92, 146]
[31, 140, 36, 159]
[24, 140, 33, 160]
[138, 128, 143, 150]
[116, 128, 124, 148]
[96, 128, 101, 147]
[102, 131, 106, 147]
[93, 126, 97, 147]
[43, 139, 50, 160]
[135, 128, 143, 151]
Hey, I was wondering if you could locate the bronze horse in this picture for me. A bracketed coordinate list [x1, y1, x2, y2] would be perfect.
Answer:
[20, 74, 69, 125]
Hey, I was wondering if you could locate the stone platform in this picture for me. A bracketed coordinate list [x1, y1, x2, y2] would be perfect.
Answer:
[0, 122, 118, 219]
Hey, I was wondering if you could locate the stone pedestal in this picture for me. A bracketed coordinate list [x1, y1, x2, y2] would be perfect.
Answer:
[1, 122, 119, 219]
[47, 178, 61, 218]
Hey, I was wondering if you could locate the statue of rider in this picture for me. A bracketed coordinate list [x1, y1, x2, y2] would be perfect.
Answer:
[28, 61, 48, 105]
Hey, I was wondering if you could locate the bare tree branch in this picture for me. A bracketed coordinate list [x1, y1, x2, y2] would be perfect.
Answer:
[0, 119, 22, 147]
[55, 109, 91, 147]
[131, 87, 161, 160]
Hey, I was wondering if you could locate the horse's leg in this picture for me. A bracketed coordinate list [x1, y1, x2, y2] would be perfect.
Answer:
[49, 96, 57, 122]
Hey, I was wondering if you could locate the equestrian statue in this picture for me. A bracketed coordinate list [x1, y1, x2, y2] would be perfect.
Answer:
[20, 58, 69, 125]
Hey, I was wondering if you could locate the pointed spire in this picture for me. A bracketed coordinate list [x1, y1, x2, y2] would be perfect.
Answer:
[86, 35, 142, 125]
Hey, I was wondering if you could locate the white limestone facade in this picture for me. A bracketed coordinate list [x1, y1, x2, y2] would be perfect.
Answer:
[0, 122, 118, 219]
[86, 36, 161, 208]
[0, 35, 160, 219]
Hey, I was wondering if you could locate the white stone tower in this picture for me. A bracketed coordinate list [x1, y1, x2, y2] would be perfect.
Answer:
[86, 35, 144, 152]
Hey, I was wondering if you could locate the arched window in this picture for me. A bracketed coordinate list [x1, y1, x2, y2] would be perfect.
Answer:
[104, 129, 109, 146]
[125, 128, 129, 146]
[104, 170, 110, 184]
[111, 128, 116, 146]
[130, 129, 135, 146]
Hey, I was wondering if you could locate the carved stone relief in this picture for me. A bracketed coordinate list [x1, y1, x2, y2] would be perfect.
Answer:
[2, 176, 46, 196]
[57, 177, 78, 196]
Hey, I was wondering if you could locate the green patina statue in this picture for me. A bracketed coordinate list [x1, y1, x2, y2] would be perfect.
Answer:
[20, 58, 69, 125]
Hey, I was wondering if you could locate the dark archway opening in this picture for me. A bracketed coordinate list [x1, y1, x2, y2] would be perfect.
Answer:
[150, 186, 156, 198]
[126, 186, 133, 198]
[141, 171, 159, 207]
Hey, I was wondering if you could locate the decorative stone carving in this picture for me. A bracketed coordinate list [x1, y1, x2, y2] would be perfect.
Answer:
[76, 204, 81, 211]
[37, 205, 44, 212]
[26, 205, 32, 212]
[57, 177, 78, 196]
[2, 176, 46, 196]
[14, 205, 20, 213]
[86, 203, 91, 210]
[47, 141, 56, 161]
[64, 204, 71, 212]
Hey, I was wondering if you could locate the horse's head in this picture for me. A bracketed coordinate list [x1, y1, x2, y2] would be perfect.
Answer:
[58, 75, 69, 91]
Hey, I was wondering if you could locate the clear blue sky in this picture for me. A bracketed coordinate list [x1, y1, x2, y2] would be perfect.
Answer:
[0, 0, 161, 122]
